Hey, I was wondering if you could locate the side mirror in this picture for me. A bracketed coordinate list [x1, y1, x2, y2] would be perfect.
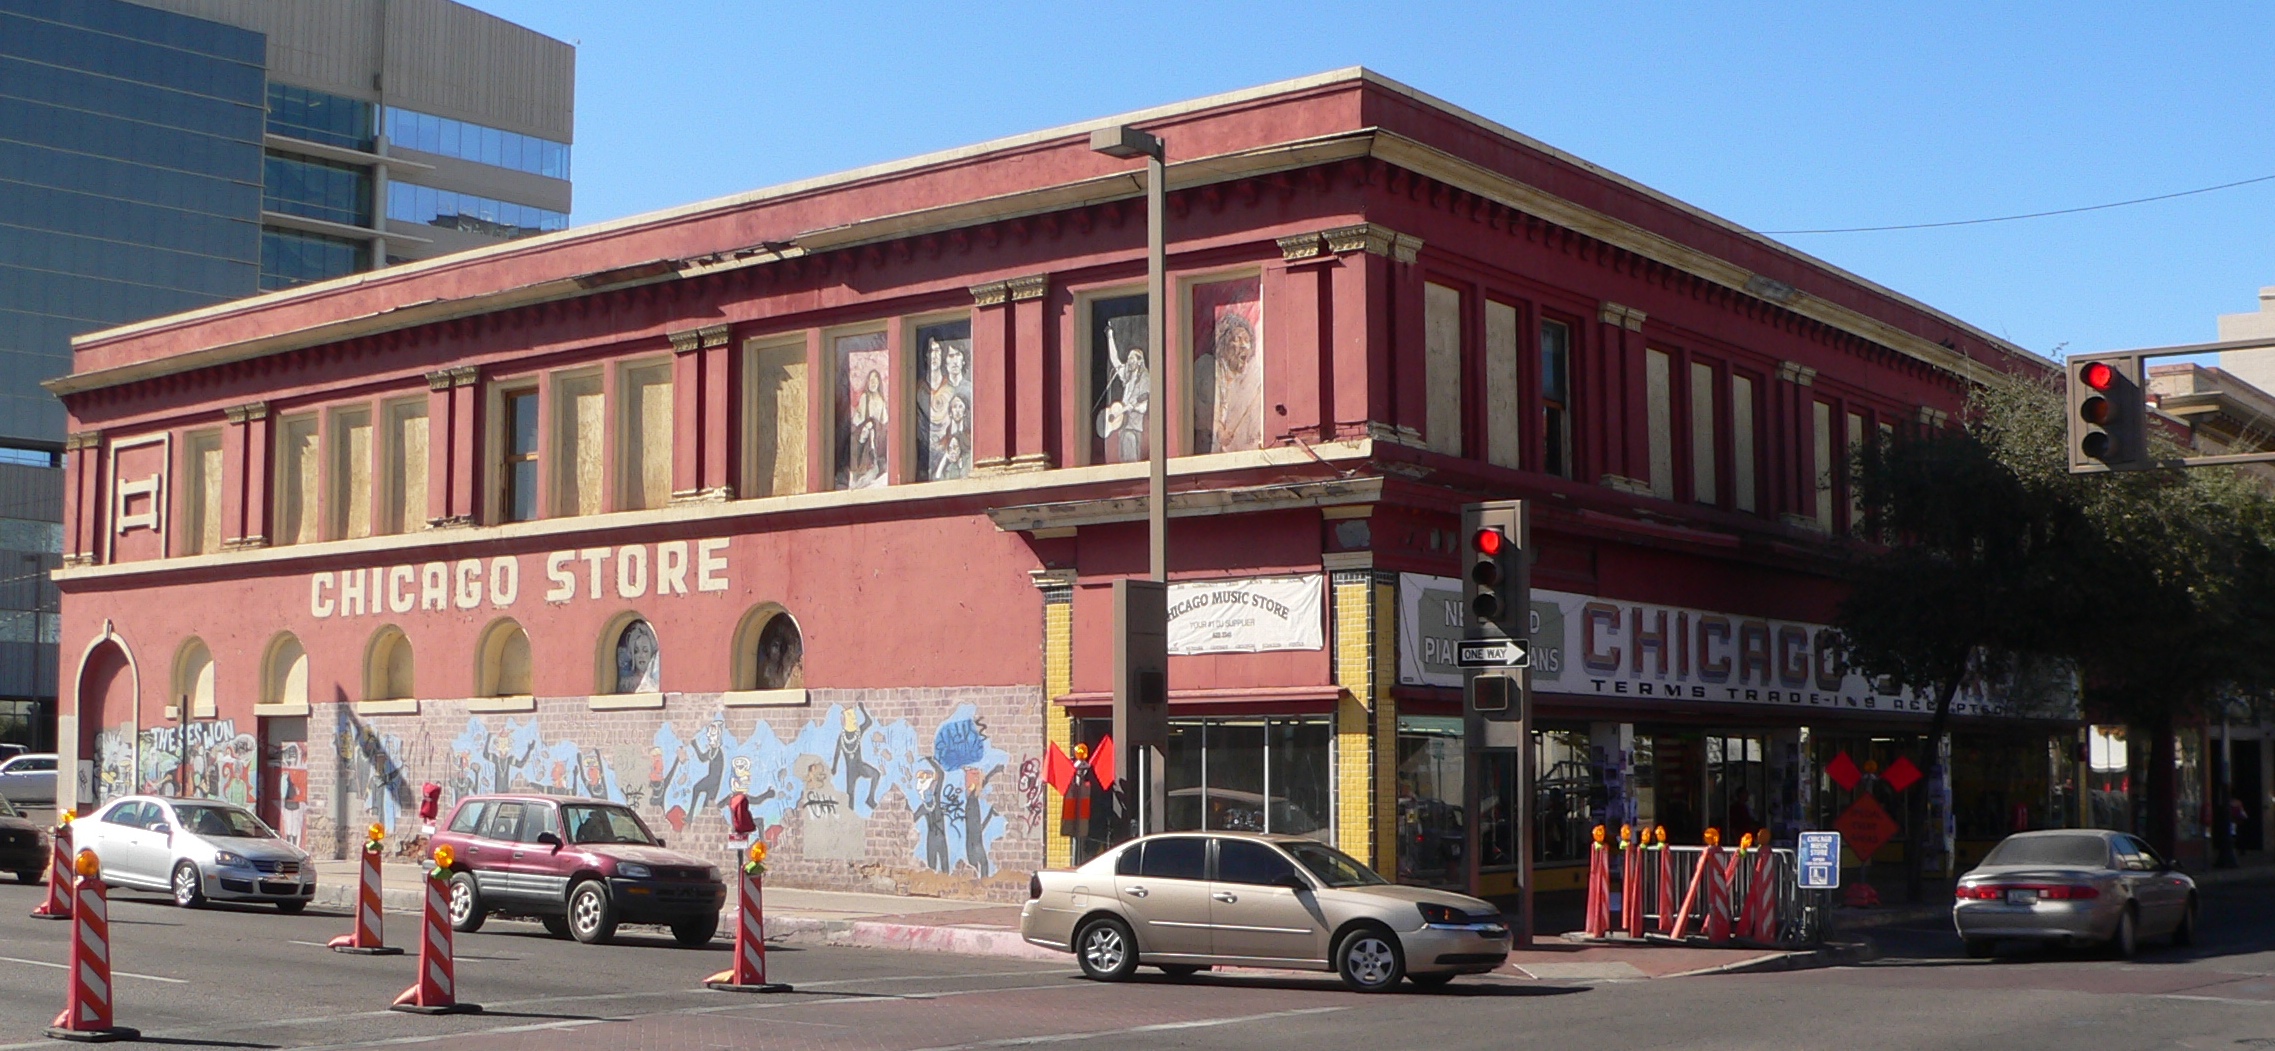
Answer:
[1277, 873, 1311, 892]
[536, 831, 562, 851]
[149, 823, 171, 836]
[655, 838, 666, 848]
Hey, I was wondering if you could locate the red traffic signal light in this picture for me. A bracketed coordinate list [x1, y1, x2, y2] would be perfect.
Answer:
[2080, 361, 2116, 392]
[1472, 528, 1505, 557]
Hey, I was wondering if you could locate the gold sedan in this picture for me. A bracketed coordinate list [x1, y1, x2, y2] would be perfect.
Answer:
[1020, 832, 1510, 992]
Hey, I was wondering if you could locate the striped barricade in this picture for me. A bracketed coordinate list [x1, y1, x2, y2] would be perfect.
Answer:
[45, 851, 138, 1043]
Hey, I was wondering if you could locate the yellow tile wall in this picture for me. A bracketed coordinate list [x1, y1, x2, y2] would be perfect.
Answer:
[1043, 593, 1074, 869]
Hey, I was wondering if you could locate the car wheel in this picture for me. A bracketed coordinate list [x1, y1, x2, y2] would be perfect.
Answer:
[1408, 973, 1455, 989]
[568, 880, 618, 945]
[2109, 904, 2138, 959]
[671, 913, 719, 947]
[1336, 926, 1406, 993]
[447, 872, 486, 933]
[171, 862, 206, 908]
[1963, 938, 1994, 959]
[1157, 964, 1206, 980]
[1074, 917, 1139, 981]
[275, 899, 306, 915]
[2173, 896, 2197, 947]
[540, 914, 571, 939]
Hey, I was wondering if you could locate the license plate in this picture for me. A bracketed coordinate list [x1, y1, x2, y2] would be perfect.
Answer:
[2006, 889, 2038, 905]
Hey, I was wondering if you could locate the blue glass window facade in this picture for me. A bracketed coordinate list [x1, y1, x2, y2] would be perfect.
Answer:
[385, 106, 569, 180]
[0, 0, 265, 446]
[267, 83, 375, 152]
[387, 181, 566, 238]
[260, 228, 368, 291]
[263, 151, 372, 226]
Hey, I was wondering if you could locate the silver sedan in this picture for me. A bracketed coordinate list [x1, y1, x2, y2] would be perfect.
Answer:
[74, 796, 316, 912]
[1021, 832, 1510, 992]
[1953, 829, 2196, 958]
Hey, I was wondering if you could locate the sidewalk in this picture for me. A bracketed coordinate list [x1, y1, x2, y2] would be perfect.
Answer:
[310, 858, 1859, 978]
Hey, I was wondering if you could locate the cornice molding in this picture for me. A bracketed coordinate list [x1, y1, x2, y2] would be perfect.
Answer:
[222, 401, 269, 423]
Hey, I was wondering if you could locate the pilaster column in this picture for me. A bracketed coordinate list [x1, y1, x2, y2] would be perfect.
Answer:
[426, 366, 479, 527]
[969, 281, 1012, 473]
[1597, 303, 1649, 494]
[1036, 569, 1076, 868]
[1776, 360, 1818, 528]
[1006, 274, 1050, 471]
[1302, 224, 1419, 444]
[221, 401, 270, 548]
[670, 324, 734, 503]
[62, 431, 102, 565]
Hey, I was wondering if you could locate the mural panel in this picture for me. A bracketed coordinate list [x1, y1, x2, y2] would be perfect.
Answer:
[1088, 294, 1149, 464]
[1189, 276, 1263, 453]
[834, 331, 892, 489]
[914, 320, 973, 481]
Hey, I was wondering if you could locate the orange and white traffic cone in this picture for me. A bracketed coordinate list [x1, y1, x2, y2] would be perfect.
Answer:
[30, 817, 72, 921]
[707, 841, 792, 993]
[45, 850, 138, 1043]
[390, 847, 478, 1015]
[1654, 827, 1676, 935]
[1746, 834, 1780, 944]
[1704, 837, 1737, 943]
[1581, 826, 1610, 938]
[330, 826, 401, 955]
[1621, 825, 1645, 939]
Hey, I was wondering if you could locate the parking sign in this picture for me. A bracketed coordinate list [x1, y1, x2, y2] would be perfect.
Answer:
[1797, 830, 1842, 890]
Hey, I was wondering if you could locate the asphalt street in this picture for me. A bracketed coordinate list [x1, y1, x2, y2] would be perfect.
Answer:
[1, 876, 2272, 1050]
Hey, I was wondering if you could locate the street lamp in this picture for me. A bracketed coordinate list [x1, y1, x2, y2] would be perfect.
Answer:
[1092, 125, 1169, 838]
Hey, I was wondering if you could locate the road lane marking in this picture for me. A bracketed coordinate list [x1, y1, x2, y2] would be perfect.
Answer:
[900, 1006, 1352, 1051]
[0, 955, 186, 984]
[2158, 994, 2275, 1006]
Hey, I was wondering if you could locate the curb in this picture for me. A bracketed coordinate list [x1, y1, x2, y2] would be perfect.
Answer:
[1657, 939, 1877, 978]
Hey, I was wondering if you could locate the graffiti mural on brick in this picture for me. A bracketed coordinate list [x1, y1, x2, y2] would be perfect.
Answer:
[133, 720, 256, 803]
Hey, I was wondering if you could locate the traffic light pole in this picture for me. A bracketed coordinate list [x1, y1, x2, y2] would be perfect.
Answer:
[1461, 501, 1532, 943]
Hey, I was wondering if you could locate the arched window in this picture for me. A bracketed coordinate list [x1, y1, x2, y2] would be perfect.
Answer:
[365, 626, 415, 701]
[174, 637, 215, 718]
[731, 604, 803, 691]
[476, 619, 531, 697]
[596, 614, 659, 696]
[262, 633, 308, 708]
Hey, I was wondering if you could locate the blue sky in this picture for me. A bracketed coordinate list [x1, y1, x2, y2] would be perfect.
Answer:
[477, 1, 2275, 360]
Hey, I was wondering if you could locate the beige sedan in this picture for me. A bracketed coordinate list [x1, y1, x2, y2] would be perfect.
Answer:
[1020, 832, 1510, 992]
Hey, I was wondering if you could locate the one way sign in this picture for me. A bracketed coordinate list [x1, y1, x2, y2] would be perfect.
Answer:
[1456, 638, 1530, 668]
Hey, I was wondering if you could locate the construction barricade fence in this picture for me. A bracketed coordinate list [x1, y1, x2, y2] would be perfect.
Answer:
[1610, 844, 1826, 947]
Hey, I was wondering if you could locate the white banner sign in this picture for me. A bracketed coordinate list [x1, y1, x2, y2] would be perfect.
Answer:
[1167, 575, 1324, 655]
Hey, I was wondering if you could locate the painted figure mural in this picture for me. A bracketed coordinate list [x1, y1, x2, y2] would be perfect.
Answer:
[752, 613, 803, 690]
[835, 331, 891, 489]
[1089, 294, 1149, 464]
[915, 320, 973, 481]
[614, 619, 661, 693]
[1190, 276, 1264, 453]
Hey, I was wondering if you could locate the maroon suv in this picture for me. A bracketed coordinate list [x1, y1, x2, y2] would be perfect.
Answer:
[431, 794, 726, 946]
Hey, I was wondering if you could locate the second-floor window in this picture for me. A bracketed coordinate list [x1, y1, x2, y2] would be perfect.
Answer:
[181, 430, 222, 555]
[1731, 373, 1758, 513]
[381, 399, 429, 534]
[743, 338, 808, 498]
[1690, 361, 1718, 505]
[554, 372, 604, 516]
[1540, 319, 1573, 478]
[274, 414, 320, 545]
[331, 406, 372, 540]
[1422, 282, 1463, 456]
[501, 388, 540, 523]
[619, 361, 673, 510]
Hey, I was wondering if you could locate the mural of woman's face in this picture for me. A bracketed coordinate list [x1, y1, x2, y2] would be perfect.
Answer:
[947, 394, 969, 428]
[865, 369, 884, 396]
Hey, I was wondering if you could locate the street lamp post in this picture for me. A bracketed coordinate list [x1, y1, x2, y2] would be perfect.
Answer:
[1092, 125, 1169, 837]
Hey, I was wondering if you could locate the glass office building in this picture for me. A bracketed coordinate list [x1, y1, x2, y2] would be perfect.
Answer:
[0, 0, 574, 754]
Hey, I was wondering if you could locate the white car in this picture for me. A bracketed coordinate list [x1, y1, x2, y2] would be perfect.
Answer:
[0, 752, 57, 805]
[75, 796, 316, 912]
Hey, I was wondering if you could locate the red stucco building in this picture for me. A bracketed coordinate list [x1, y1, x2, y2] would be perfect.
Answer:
[48, 69, 2075, 902]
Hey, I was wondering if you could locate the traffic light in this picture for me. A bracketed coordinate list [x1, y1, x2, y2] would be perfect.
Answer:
[1460, 502, 1525, 640]
[2066, 353, 2149, 473]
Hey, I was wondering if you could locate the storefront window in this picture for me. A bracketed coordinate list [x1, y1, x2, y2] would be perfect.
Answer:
[1396, 715, 1464, 885]
[1534, 730, 1592, 865]
[1116, 717, 1332, 854]
[1809, 734, 1920, 863]
[1707, 735, 1768, 839]
[2177, 727, 2205, 848]
[2087, 724, 2133, 833]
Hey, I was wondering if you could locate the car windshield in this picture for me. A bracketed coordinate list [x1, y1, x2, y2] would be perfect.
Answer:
[562, 804, 658, 846]
[1982, 834, 2110, 868]
[1284, 841, 1388, 887]
[172, 805, 273, 839]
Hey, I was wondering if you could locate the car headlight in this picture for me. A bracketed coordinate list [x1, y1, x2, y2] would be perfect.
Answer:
[701, 866, 720, 882]
[1418, 903, 1466, 925]
[213, 851, 248, 868]
[617, 863, 651, 879]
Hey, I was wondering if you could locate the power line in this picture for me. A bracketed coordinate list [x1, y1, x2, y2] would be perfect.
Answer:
[1762, 173, 2275, 235]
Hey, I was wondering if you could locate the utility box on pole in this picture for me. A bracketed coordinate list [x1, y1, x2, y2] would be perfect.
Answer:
[1460, 500, 1531, 943]
[1114, 579, 1169, 836]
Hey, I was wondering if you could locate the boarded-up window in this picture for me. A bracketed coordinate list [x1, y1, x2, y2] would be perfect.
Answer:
[1484, 300, 1520, 468]
[332, 407, 372, 540]
[745, 339, 808, 497]
[382, 399, 428, 534]
[554, 372, 604, 517]
[264, 634, 307, 707]
[274, 415, 320, 546]
[1690, 362, 1717, 505]
[177, 637, 215, 718]
[182, 430, 223, 555]
[620, 361, 673, 510]
[1645, 349, 1673, 499]
[1847, 410, 1866, 530]
[1813, 400, 1835, 530]
[1731, 374, 1757, 513]
[1423, 282, 1463, 456]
